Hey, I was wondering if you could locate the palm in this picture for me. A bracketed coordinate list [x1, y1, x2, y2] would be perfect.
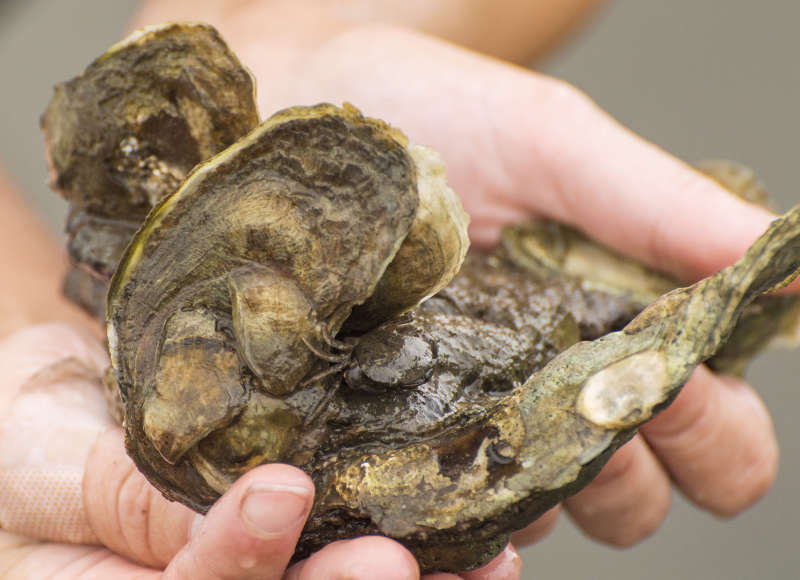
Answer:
[0, 325, 158, 578]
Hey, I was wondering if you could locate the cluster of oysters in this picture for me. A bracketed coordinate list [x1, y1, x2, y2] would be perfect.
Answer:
[42, 23, 800, 572]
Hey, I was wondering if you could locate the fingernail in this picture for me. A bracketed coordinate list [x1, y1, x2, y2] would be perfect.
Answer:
[492, 545, 522, 579]
[240, 482, 311, 539]
[462, 545, 521, 580]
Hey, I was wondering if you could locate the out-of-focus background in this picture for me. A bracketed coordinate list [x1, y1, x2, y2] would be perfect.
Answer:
[1, 1, 798, 578]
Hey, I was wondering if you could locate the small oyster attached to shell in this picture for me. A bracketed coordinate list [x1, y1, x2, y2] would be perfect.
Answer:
[43, 23, 800, 573]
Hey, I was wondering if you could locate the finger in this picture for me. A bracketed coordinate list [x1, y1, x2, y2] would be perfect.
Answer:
[0, 530, 142, 580]
[563, 435, 671, 546]
[510, 505, 559, 547]
[459, 544, 521, 580]
[640, 365, 778, 517]
[248, 25, 780, 283]
[504, 83, 778, 283]
[163, 463, 314, 580]
[283, 536, 420, 580]
[83, 427, 198, 567]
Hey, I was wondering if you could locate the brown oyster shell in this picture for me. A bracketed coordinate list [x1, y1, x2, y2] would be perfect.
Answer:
[41, 22, 259, 317]
[43, 23, 800, 573]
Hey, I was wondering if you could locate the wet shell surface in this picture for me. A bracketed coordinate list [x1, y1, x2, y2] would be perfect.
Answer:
[43, 23, 800, 573]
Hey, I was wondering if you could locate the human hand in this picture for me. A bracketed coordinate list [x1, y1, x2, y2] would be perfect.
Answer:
[2, 1, 781, 574]
[0, 323, 520, 579]
[138, 10, 784, 547]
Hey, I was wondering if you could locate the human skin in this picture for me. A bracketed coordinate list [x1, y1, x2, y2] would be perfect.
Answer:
[0, 169, 95, 338]
[0, 0, 783, 578]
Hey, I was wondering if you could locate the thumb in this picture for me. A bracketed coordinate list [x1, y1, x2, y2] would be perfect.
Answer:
[84, 429, 313, 577]
[163, 463, 313, 580]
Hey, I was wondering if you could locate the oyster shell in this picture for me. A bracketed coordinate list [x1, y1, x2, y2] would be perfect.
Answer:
[43, 23, 800, 573]
[41, 22, 259, 317]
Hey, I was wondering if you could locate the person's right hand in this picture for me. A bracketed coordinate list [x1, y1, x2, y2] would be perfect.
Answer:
[0, 323, 521, 580]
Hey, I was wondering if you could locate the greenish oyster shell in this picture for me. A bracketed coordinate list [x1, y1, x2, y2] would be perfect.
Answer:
[498, 159, 800, 377]
[43, 23, 800, 574]
[41, 23, 259, 318]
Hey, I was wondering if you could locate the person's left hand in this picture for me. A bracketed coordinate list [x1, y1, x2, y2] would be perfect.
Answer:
[0, 323, 521, 580]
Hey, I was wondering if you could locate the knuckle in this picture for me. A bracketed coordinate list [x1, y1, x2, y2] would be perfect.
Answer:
[644, 168, 722, 278]
[535, 75, 595, 116]
[86, 427, 187, 567]
[114, 466, 161, 566]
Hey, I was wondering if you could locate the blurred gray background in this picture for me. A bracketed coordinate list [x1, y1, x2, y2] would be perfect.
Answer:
[1, 1, 798, 578]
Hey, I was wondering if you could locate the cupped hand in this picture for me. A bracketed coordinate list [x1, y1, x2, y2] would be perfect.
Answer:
[3, 2, 783, 574]
[193, 18, 780, 547]
[0, 324, 519, 580]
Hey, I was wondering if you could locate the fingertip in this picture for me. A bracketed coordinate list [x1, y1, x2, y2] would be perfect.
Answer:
[641, 367, 779, 517]
[637, 168, 777, 282]
[511, 505, 560, 547]
[706, 375, 779, 518]
[564, 436, 671, 547]
[211, 462, 315, 544]
[236, 462, 315, 494]
[290, 536, 420, 580]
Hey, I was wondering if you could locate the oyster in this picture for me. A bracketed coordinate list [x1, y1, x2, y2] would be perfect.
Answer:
[41, 23, 259, 318]
[43, 24, 800, 573]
